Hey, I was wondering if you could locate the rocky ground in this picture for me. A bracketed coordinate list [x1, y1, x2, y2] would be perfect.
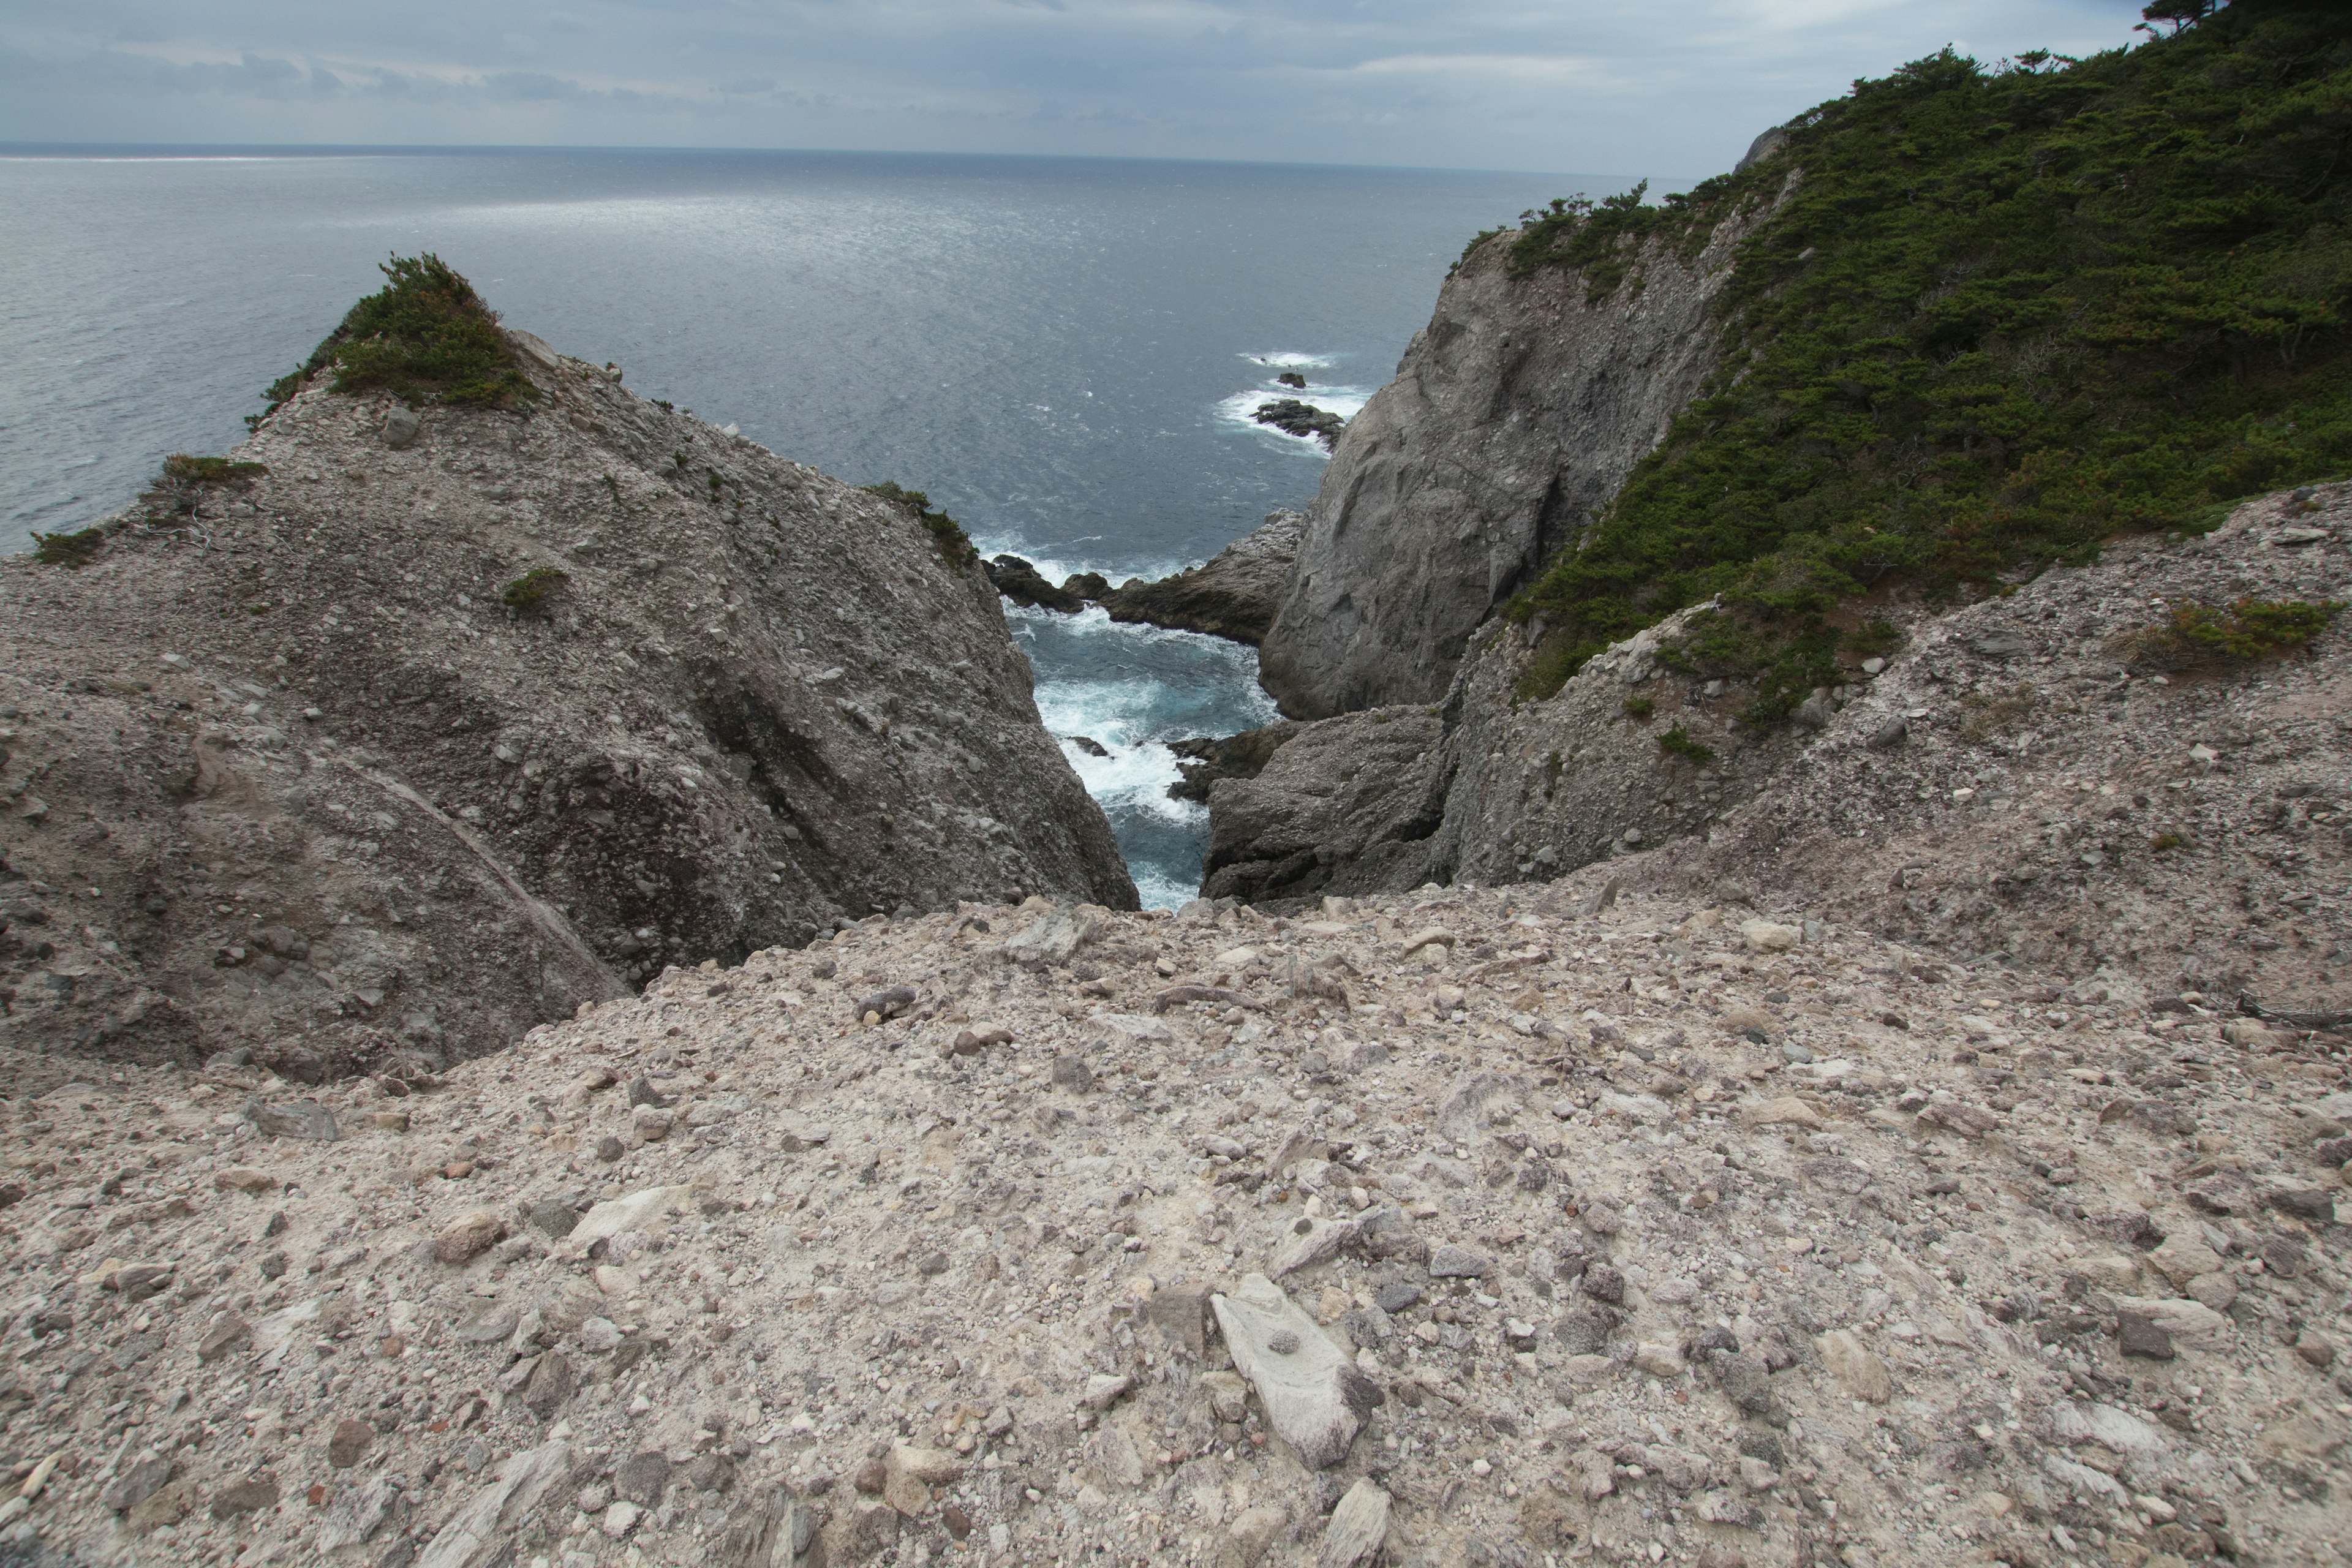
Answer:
[1201, 483, 2351, 1019]
[0, 881, 2344, 1567]
[0, 323, 1131, 1080]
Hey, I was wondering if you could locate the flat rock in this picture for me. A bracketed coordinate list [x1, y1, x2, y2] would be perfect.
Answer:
[1211, 1273, 1385, 1470]
[1318, 1477, 1391, 1568]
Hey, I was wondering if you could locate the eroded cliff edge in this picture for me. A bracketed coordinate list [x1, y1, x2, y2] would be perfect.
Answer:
[0, 305, 1133, 1077]
[1255, 204, 1775, 720]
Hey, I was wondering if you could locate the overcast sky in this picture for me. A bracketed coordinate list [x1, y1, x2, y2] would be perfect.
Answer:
[4, 1, 2152, 178]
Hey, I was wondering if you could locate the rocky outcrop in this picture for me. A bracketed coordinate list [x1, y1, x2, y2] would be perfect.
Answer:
[1164, 722, 1303, 804]
[982, 554, 1087, 613]
[0, 323, 1132, 1076]
[2, 887, 2341, 1567]
[1102, 509, 1301, 646]
[1257, 201, 1777, 719]
[1216, 481, 2352, 1008]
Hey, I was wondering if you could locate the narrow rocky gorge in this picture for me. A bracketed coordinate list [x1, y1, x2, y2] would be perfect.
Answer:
[0, 881, 2343, 1568]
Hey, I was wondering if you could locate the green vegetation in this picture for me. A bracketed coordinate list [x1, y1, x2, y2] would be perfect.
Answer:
[861, 483, 981, 567]
[502, 566, 570, 615]
[255, 254, 536, 426]
[1658, 725, 1715, 766]
[2151, 831, 2185, 851]
[2109, 595, 2345, 667]
[31, 527, 107, 568]
[1512, 4, 2352, 706]
[157, 455, 268, 487]
[1620, 696, 1655, 719]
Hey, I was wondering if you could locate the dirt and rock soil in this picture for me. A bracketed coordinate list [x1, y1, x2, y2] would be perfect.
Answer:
[0, 324, 1132, 1081]
[1200, 483, 2351, 1027]
[0, 880, 2342, 1567]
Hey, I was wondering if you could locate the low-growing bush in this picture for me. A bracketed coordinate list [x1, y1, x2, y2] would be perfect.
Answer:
[1659, 726, 1715, 766]
[2108, 597, 2344, 669]
[31, 527, 107, 568]
[254, 254, 536, 426]
[861, 482, 980, 567]
[502, 566, 570, 615]
[1621, 696, 1655, 719]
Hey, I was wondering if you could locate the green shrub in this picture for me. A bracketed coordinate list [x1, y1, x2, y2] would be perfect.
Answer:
[861, 482, 980, 567]
[2110, 596, 2345, 667]
[254, 254, 536, 426]
[1659, 726, 1715, 766]
[31, 527, 107, 568]
[2150, 831, 2184, 852]
[502, 566, 570, 614]
[1621, 696, 1655, 719]
[1513, 8, 2352, 711]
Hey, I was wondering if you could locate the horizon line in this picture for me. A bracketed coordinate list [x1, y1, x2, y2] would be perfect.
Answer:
[0, 138, 1692, 188]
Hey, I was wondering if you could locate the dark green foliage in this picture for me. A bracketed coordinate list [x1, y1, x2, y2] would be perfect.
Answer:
[1658, 726, 1716, 766]
[2109, 595, 2344, 666]
[502, 566, 570, 615]
[861, 482, 980, 567]
[157, 455, 268, 487]
[1843, 618, 1902, 658]
[707, 470, 724, 500]
[1621, 696, 1655, 719]
[2150, 831, 2185, 851]
[254, 254, 536, 426]
[603, 474, 622, 504]
[1517, 5, 2352, 703]
[31, 527, 106, 568]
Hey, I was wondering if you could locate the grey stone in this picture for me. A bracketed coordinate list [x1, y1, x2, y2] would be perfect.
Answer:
[527, 1200, 578, 1238]
[245, 1097, 339, 1140]
[1317, 1477, 1390, 1568]
[382, 407, 422, 450]
[1428, 1244, 1491, 1279]
[1373, 1282, 1421, 1314]
[1211, 1273, 1385, 1470]
[614, 1450, 672, 1507]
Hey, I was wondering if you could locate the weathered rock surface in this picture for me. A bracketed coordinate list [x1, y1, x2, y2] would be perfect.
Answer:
[1216, 483, 2352, 1010]
[1101, 509, 1302, 646]
[1258, 202, 1779, 720]
[1, 885, 2339, 1567]
[0, 320, 1132, 1079]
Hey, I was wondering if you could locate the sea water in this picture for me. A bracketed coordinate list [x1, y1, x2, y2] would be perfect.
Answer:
[0, 146, 1622, 902]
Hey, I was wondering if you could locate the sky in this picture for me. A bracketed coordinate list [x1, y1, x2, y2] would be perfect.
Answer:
[2, 1, 2156, 178]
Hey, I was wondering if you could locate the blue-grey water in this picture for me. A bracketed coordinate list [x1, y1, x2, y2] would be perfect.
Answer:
[0, 146, 1614, 905]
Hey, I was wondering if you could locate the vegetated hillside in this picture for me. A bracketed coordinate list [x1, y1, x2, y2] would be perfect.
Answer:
[1513, 1, 2352, 718]
[1, 256, 1133, 1079]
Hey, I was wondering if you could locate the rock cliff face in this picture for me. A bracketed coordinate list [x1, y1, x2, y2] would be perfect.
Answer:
[0, 324, 1132, 1076]
[1212, 482, 2352, 1009]
[1256, 203, 1773, 720]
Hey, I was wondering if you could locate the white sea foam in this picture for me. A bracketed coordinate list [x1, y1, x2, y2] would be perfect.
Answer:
[1215, 385, 1373, 450]
[1243, 350, 1341, 369]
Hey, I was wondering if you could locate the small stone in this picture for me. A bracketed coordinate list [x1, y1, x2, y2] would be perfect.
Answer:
[595, 1135, 625, 1161]
[1083, 1374, 1132, 1410]
[213, 1167, 279, 1194]
[328, 1418, 374, 1468]
[1317, 1477, 1390, 1568]
[2296, 1330, 2338, 1370]
[1050, 1056, 1096, 1093]
[1266, 1329, 1300, 1355]
[1228, 1505, 1289, 1567]
[1373, 1282, 1421, 1314]
[209, 1472, 281, 1518]
[1428, 1243, 1492, 1279]
[382, 407, 422, 448]
[628, 1076, 673, 1109]
[523, 1349, 576, 1418]
[197, 1313, 251, 1362]
[102, 1455, 175, 1513]
[2117, 1311, 2174, 1360]
[2185, 1270, 2239, 1312]
[1819, 1330, 1892, 1403]
[1581, 1264, 1625, 1304]
[601, 1499, 643, 1538]
[432, 1209, 507, 1264]
[615, 1450, 673, 1507]
[579, 1316, 624, 1353]
[246, 1097, 340, 1140]
[529, 1199, 578, 1238]
[633, 1106, 674, 1140]
[1740, 919, 1800, 953]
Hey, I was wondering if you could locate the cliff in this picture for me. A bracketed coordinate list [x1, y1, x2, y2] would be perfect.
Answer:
[1254, 201, 1773, 719]
[0, 269, 1132, 1078]
[1101, 508, 1300, 646]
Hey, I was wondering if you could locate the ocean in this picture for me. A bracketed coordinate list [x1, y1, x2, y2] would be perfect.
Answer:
[0, 146, 1615, 905]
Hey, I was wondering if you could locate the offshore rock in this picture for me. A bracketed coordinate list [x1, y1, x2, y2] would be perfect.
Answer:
[1102, 509, 1300, 646]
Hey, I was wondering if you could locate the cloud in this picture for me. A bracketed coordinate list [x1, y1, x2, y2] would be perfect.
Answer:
[0, 0, 2154, 173]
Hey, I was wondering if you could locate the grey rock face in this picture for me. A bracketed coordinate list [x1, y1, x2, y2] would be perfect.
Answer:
[1210, 1273, 1384, 1469]
[1101, 509, 1301, 646]
[0, 316, 1131, 1076]
[1198, 706, 1447, 904]
[1259, 203, 1776, 719]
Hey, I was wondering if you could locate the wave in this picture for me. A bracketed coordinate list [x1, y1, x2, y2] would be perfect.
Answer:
[1213, 384, 1373, 450]
[1243, 350, 1341, 369]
